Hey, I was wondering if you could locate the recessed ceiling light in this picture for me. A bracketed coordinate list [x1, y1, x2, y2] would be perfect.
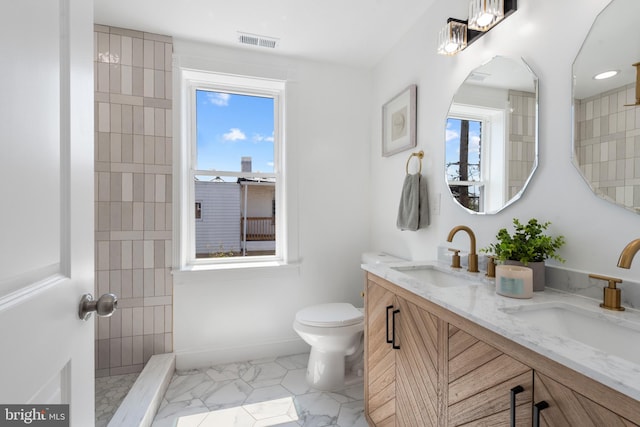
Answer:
[593, 70, 619, 80]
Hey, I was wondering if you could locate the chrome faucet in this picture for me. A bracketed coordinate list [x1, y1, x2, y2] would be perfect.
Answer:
[447, 225, 479, 273]
[617, 239, 640, 269]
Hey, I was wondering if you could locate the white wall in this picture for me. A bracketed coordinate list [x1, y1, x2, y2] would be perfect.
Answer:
[172, 41, 372, 367]
[370, 0, 640, 281]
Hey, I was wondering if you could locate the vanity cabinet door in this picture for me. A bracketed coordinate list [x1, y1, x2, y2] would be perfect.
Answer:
[395, 296, 440, 427]
[447, 325, 533, 426]
[533, 372, 637, 427]
[365, 280, 397, 426]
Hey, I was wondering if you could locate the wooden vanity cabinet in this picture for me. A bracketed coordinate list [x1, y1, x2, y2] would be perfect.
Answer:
[365, 273, 640, 427]
[447, 326, 532, 426]
[365, 277, 441, 426]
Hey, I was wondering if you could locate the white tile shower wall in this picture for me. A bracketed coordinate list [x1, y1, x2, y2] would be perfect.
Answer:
[575, 82, 640, 209]
[94, 24, 173, 377]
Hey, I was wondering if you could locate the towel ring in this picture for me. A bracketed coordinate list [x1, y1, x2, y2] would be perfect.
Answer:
[406, 150, 424, 174]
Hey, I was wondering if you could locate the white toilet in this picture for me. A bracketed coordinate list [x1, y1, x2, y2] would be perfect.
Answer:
[293, 302, 364, 391]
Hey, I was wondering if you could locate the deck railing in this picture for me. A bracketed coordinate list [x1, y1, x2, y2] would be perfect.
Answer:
[241, 217, 276, 241]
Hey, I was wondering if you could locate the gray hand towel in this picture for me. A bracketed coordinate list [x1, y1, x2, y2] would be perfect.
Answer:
[396, 173, 429, 231]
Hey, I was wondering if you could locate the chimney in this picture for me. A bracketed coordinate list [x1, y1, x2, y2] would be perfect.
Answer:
[241, 156, 252, 172]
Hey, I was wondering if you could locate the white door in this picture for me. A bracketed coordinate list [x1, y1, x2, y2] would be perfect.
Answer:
[0, 0, 95, 425]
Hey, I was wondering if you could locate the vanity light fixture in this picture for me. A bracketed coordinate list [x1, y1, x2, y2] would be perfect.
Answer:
[437, 0, 517, 56]
[437, 19, 469, 56]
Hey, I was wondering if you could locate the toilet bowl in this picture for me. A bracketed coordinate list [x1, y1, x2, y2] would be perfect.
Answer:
[293, 303, 364, 391]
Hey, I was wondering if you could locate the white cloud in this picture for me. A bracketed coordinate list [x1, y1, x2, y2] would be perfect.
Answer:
[446, 129, 459, 142]
[223, 128, 246, 141]
[207, 92, 231, 107]
[252, 133, 275, 143]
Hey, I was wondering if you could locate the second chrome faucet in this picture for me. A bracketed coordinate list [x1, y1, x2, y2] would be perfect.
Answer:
[447, 225, 479, 273]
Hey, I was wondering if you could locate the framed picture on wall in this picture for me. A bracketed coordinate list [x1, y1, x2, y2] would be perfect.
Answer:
[382, 84, 417, 157]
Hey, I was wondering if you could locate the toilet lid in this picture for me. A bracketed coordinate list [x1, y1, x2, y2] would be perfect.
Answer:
[296, 303, 364, 327]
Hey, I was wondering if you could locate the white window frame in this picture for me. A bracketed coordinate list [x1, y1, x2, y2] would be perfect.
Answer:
[176, 69, 289, 270]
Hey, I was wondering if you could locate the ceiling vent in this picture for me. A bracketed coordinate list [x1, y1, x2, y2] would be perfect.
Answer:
[238, 32, 279, 49]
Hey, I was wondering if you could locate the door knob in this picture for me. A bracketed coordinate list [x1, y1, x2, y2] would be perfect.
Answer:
[78, 293, 118, 320]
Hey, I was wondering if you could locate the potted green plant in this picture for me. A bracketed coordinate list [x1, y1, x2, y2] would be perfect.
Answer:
[482, 218, 565, 291]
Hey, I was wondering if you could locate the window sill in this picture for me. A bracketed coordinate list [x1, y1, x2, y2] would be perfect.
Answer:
[172, 260, 300, 284]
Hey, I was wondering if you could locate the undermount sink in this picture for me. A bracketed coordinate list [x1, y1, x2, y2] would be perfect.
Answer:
[390, 264, 483, 288]
[501, 303, 640, 365]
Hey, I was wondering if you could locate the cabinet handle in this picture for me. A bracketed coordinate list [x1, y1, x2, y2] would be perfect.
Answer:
[392, 309, 400, 349]
[533, 401, 549, 427]
[509, 385, 524, 427]
[386, 305, 394, 344]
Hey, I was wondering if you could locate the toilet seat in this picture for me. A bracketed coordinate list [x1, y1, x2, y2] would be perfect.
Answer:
[295, 303, 364, 327]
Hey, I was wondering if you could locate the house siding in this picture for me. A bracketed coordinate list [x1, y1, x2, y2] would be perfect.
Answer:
[195, 181, 241, 255]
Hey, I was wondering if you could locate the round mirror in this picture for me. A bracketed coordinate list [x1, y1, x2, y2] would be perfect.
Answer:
[445, 56, 538, 214]
[572, 0, 640, 213]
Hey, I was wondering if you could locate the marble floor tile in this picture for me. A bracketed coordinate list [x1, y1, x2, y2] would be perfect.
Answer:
[95, 372, 139, 427]
[151, 352, 365, 427]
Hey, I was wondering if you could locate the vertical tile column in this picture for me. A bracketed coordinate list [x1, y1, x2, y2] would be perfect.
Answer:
[508, 90, 536, 199]
[94, 25, 173, 377]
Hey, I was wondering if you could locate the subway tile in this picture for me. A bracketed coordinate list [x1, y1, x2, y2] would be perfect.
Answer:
[165, 43, 173, 71]
[153, 334, 165, 355]
[144, 231, 172, 240]
[121, 104, 133, 135]
[143, 306, 154, 334]
[110, 133, 122, 164]
[121, 269, 133, 298]
[97, 171, 110, 202]
[165, 242, 172, 269]
[154, 306, 165, 334]
[154, 240, 165, 268]
[165, 269, 173, 296]
[164, 306, 172, 333]
[166, 138, 173, 165]
[110, 309, 122, 338]
[98, 102, 110, 132]
[143, 268, 155, 297]
[143, 335, 155, 364]
[111, 27, 144, 39]
[132, 241, 144, 268]
[145, 164, 172, 174]
[144, 174, 156, 202]
[132, 308, 144, 337]
[121, 336, 133, 367]
[121, 134, 133, 163]
[144, 107, 155, 136]
[110, 202, 122, 230]
[165, 71, 173, 101]
[133, 202, 144, 230]
[121, 240, 132, 270]
[110, 171, 122, 202]
[98, 315, 110, 340]
[122, 172, 133, 202]
[144, 203, 155, 231]
[109, 241, 122, 270]
[97, 271, 110, 302]
[95, 231, 110, 241]
[96, 201, 110, 231]
[143, 39, 154, 69]
[132, 38, 143, 68]
[165, 177, 172, 204]
[97, 241, 110, 271]
[110, 104, 122, 134]
[155, 175, 166, 202]
[154, 268, 165, 296]
[144, 68, 154, 98]
[154, 108, 165, 138]
[122, 64, 134, 96]
[154, 69, 165, 98]
[97, 62, 109, 93]
[144, 136, 155, 164]
[116, 297, 144, 309]
[110, 338, 122, 368]
[120, 36, 132, 66]
[109, 34, 122, 63]
[144, 241, 155, 269]
[97, 339, 110, 370]
[164, 333, 173, 353]
[97, 32, 110, 63]
[121, 308, 133, 337]
[143, 98, 171, 109]
[133, 173, 145, 201]
[132, 336, 144, 365]
[155, 203, 166, 231]
[110, 231, 144, 240]
[94, 24, 110, 33]
[143, 296, 172, 306]
[154, 42, 165, 71]
[165, 204, 172, 232]
[95, 91, 110, 103]
[133, 135, 144, 163]
[155, 137, 166, 165]
[109, 63, 121, 93]
[132, 66, 144, 97]
[132, 269, 144, 297]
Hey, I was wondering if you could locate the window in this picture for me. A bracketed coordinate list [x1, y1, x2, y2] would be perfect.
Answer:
[446, 103, 506, 213]
[178, 70, 286, 268]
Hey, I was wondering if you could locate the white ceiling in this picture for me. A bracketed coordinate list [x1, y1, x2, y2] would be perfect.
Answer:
[93, 0, 437, 67]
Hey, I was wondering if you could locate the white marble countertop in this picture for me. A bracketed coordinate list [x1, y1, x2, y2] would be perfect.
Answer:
[362, 260, 640, 402]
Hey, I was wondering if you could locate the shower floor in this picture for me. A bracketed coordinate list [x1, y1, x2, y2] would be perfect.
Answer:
[95, 372, 140, 427]
[152, 352, 367, 427]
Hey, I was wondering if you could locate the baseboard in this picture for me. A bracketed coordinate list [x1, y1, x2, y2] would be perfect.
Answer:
[175, 337, 309, 371]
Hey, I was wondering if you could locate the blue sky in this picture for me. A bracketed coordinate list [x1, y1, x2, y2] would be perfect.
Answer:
[196, 90, 274, 176]
[445, 118, 481, 181]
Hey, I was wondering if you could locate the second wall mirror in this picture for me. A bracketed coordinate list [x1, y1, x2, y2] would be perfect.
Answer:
[445, 56, 539, 214]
